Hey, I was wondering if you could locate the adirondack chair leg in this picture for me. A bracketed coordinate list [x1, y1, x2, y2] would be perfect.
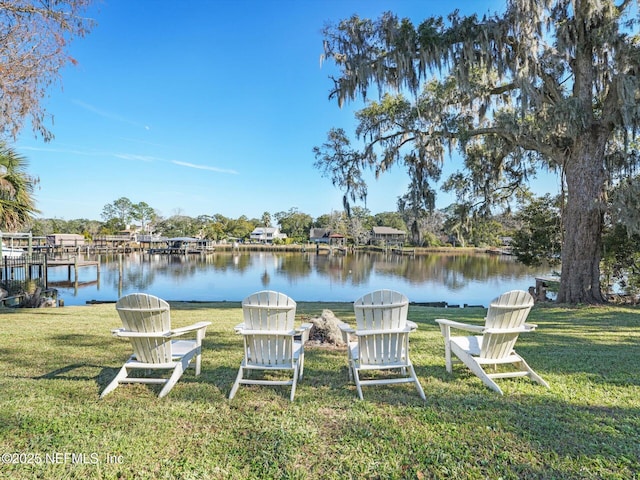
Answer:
[452, 346, 504, 395]
[158, 366, 184, 399]
[473, 366, 504, 395]
[408, 364, 426, 401]
[229, 365, 245, 399]
[345, 346, 355, 381]
[159, 353, 193, 398]
[194, 330, 206, 376]
[352, 366, 364, 400]
[439, 324, 453, 373]
[100, 364, 130, 398]
[459, 360, 502, 394]
[194, 346, 202, 376]
[298, 352, 305, 380]
[515, 358, 550, 389]
[290, 364, 300, 402]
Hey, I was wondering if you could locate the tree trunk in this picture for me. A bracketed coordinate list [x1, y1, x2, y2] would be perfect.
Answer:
[557, 132, 608, 304]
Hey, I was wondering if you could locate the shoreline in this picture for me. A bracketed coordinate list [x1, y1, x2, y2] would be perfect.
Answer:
[214, 244, 487, 255]
[82, 299, 487, 308]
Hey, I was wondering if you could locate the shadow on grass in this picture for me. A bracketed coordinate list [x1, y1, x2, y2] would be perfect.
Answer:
[48, 333, 110, 347]
[95, 364, 239, 399]
[33, 363, 104, 382]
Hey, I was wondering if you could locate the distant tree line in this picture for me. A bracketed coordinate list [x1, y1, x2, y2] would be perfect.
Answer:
[23, 194, 535, 250]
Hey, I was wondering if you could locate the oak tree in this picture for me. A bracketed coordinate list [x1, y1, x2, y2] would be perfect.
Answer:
[319, 0, 640, 303]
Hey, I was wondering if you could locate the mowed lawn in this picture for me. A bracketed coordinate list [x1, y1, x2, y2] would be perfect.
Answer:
[0, 301, 639, 479]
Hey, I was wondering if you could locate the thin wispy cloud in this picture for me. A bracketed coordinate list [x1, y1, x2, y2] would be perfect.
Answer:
[18, 145, 160, 163]
[18, 145, 109, 157]
[114, 153, 157, 162]
[19, 145, 231, 175]
[172, 160, 239, 174]
[73, 99, 149, 130]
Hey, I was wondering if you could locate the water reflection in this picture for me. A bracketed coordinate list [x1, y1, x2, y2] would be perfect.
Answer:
[49, 251, 552, 306]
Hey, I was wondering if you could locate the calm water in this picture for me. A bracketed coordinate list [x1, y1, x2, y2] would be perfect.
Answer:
[47, 251, 553, 306]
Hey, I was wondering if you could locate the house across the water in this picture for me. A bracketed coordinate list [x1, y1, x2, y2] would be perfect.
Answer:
[370, 226, 406, 247]
[46, 233, 86, 248]
[250, 227, 287, 244]
[149, 237, 215, 254]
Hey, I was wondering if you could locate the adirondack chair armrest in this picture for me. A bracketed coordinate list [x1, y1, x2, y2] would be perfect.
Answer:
[169, 321, 211, 337]
[488, 302, 534, 310]
[297, 323, 313, 342]
[338, 322, 354, 333]
[338, 322, 355, 343]
[111, 328, 171, 338]
[243, 304, 296, 312]
[354, 327, 413, 336]
[482, 322, 539, 334]
[239, 329, 297, 336]
[407, 320, 419, 331]
[233, 323, 245, 333]
[483, 327, 522, 334]
[435, 318, 485, 334]
[484, 324, 537, 334]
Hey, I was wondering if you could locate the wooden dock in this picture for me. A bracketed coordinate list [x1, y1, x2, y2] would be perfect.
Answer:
[1, 254, 100, 307]
[532, 275, 560, 302]
[47, 257, 100, 283]
[391, 247, 416, 256]
[147, 247, 215, 255]
[315, 244, 348, 255]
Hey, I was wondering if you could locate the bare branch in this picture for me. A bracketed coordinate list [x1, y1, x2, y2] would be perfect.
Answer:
[0, 1, 94, 141]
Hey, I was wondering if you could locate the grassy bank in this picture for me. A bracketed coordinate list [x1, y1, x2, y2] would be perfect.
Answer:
[0, 302, 639, 479]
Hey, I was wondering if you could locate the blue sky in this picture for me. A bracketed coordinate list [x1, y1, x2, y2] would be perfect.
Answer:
[15, 0, 559, 222]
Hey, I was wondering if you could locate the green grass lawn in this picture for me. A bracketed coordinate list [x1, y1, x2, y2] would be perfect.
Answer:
[0, 301, 639, 479]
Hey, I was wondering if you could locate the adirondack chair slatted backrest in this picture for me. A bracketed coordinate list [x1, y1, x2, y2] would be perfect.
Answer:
[354, 290, 410, 366]
[242, 291, 296, 366]
[481, 290, 534, 360]
[116, 293, 172, 364]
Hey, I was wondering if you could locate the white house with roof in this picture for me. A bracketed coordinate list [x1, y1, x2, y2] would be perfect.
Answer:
[250, 227, 287, 244]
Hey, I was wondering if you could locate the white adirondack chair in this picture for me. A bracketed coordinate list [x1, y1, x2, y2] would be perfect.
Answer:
[229, 291, 311, 401]
[435, 290, 549, 395]
[338, 290, 426, 400]
[100, 293, 211, 398]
